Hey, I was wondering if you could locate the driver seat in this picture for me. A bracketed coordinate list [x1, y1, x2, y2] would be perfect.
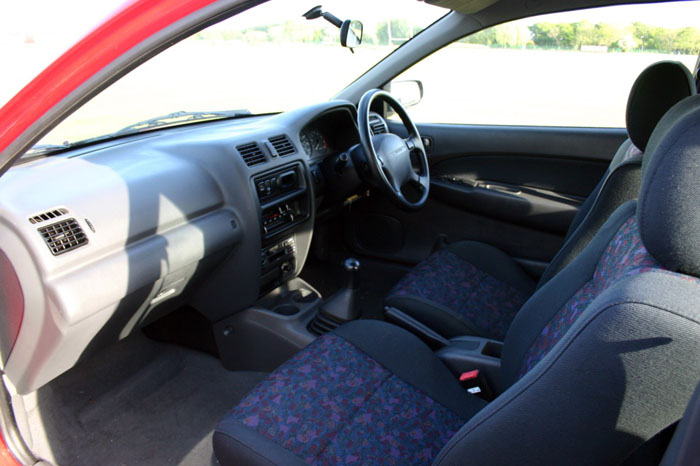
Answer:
[385, 60, 696, 341]
[213, 94, 700, 465]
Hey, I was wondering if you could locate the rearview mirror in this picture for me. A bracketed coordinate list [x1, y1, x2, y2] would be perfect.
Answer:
[341, 20, 363, 49]
[303, 6, 362, 51]
[386, 80, 424, 108]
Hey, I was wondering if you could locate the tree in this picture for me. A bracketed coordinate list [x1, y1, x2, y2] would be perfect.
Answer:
[632, 22, 655, 50]
[646, 26, 675, 52]
[674, 27, 700, 54]
[460, 27, 497, 46]
[573, 21, 595, 48]
[592, 23, 622, 47]
[493, 23, 530, 48]
[529, 22, 575, 48]
[529, 23, 559, 47]
[376, 19, 413, 46]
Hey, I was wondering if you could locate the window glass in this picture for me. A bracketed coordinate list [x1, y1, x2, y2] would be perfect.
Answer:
[392, 1, 700, 127]
[24, 0, 444, 152]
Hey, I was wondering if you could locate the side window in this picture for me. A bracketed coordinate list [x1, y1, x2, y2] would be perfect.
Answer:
[391, 2, 700, 128]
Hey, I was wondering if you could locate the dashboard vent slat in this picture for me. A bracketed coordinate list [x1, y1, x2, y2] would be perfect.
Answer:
[38, 218, 88, 255]
[269, 135, 296, 157]
[29, 208, 68, 224]
[369, 114, 388, 136]
[236, 142, 266, 167]
[307, 312, 345, 336]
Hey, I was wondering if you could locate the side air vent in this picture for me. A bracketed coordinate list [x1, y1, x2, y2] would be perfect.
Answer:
[38, 218, 88, 255]
[369, 114, 388, 135]
[29, 208, 68, 225]
[236, 142, 266, 167]
[269, 135, 296, 157]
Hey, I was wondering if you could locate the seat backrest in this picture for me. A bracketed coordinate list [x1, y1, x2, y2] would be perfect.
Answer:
[537, 61, 696, 287]
[434, 95, 700, 466]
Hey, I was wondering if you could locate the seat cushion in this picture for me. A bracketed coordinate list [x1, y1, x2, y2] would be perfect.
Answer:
[386, 242, 535, 340]
[214, 321, 486, 466]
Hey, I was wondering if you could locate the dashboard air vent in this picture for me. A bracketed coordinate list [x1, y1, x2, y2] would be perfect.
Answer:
[236, 142, 266, 167]
[369, 114, 388, 135]
[38, 218, 88, 255]
[269, 135, 296, 157]
[29, 208, 68, 224]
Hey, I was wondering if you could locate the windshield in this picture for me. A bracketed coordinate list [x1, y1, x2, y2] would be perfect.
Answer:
[28, 0, 445, 154]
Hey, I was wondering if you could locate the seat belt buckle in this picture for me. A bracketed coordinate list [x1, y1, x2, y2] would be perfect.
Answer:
[459, 370, 493, 401]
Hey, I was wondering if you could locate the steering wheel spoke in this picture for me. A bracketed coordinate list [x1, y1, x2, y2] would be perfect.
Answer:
[404, 135, 423, 152]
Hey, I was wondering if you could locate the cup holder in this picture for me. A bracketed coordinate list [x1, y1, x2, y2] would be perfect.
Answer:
[273, 304, 300, 316]
[291, 288, 319, 304]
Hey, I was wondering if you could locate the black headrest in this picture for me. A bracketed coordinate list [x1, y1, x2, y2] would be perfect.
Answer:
[638, 94, 700, 276]
[626, 61, 695, 151]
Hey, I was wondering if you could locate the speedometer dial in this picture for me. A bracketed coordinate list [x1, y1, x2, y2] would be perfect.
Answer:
[300, 132, 312, 156]
[310, 129, 327, 154]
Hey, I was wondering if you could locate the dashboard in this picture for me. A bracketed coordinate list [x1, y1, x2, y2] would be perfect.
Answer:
[0, 100, 381, 394]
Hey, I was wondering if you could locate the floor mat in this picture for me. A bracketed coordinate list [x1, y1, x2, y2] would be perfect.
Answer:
[24, 334, 266, 466]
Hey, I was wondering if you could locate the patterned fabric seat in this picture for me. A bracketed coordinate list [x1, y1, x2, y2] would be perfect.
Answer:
[215, 323, 485, 465]
[215, 95, 700, 466]
[386, 60, 696, 340]
[386, 243, 533, 340]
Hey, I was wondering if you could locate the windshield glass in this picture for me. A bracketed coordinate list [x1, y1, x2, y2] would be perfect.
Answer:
[29, 0, 445, 154]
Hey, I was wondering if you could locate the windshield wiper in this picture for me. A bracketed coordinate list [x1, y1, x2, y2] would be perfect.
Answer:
[24, 143, 73, 157]
[115, 109, 252, 134]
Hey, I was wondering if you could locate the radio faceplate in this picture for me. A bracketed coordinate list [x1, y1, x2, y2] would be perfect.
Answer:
[253, 163, 310, 242]
[255, 169, 299, 202]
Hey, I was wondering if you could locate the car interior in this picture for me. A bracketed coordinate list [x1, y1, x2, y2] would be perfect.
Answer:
[1, 0, 700, 465]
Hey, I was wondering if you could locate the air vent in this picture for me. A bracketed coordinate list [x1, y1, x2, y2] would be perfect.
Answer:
[29, 208, 68, 224]
[307, 312, 345, 336]
[269, 135, 296, 157]
[369, 114, 388, 135]
[236, 142, 266, 167]
[38, 218, 88, 255]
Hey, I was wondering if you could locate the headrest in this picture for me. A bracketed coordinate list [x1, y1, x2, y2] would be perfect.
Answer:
[626, 61, 695, 151]
[638, 94, 700, 276]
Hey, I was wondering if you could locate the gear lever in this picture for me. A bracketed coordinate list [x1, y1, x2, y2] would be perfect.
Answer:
[319, 258, 361, 322]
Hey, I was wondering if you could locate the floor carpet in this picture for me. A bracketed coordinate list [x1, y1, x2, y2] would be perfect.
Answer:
[24, 334, 266, 466]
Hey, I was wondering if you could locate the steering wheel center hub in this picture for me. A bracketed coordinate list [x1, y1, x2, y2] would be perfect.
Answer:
[374, 133, 411, 173]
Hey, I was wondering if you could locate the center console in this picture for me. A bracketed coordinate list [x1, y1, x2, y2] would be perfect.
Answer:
[254, 163, 311, 293]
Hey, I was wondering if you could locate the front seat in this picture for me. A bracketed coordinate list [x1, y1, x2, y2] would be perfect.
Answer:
[213, 95, 700, 465]
[385, 60, 696, 341]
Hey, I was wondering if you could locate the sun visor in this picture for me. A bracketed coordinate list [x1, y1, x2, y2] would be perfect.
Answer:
[423, 0, 499, 14]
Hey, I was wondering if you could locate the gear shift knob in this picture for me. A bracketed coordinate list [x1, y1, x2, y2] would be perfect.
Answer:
[343, 258, 360, 289]
[316, 258, 361, 325]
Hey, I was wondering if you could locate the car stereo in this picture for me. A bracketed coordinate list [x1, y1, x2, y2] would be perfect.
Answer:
[253, 163, 309, 240]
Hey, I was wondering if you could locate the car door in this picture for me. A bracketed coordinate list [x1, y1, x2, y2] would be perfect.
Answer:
[345, 123, 623, 278]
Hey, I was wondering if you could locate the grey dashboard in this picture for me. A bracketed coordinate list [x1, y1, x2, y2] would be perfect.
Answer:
[0, 99, 362, 394]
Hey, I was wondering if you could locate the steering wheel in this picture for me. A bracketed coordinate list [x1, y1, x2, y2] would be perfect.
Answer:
[356, 89, 430, 210]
